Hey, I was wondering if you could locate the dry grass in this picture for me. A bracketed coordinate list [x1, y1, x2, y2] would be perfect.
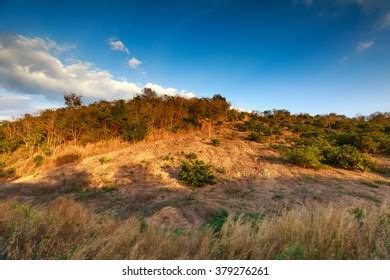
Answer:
[0, 198, 388, 260]
[0, 139, 131, 177]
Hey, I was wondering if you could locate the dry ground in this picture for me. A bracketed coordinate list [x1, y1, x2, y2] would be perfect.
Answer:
[0, 126, 389, 229]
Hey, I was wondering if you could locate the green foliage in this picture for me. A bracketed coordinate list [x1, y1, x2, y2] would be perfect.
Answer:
[0, 92, 231, 155]
[0, 138, 22, 153]
[349, 207, 364, 223]
[179, 159, 216, 187]
[206, 209, 229, 232]
[275, 243, 307, 260]
[286, 145, 323, 169]
[246, 132, 266, 143]
[184, 152, 198, 160]
[121, 123, 148, 141]
[323, 145, 375, 171]
[33, 155, 44, 167]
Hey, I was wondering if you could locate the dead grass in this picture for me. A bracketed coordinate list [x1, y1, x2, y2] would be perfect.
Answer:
[0, 198, 388, 260]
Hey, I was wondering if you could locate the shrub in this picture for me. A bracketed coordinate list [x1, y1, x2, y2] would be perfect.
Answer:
[349, 207, 364, 223]
[55, 153, 81, 166]
[211, 138, 220, 146]
[246, 132, 266, 143]
[179, 160, 216, 187]
[323, 145, 375, 171]
[33, 155, 44, 167]
[286, 146, 323, 169]
[184, 152, 197, 160]
[0, 138, 21, 153]
[121, 123, 148, 141]
[206, 209, 229, 232]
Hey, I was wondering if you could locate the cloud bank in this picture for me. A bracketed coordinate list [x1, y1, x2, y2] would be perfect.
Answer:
[0, 34, 197, 118]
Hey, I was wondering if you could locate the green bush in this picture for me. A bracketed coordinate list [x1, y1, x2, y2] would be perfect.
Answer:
[184, 152, 197, 160]
[121, 123, 148, 141]
[286, 146, 323, 169]
[0, 138, 21, 153]
[323, 145, 375, 171]
[179, 160, 216, 187]
[246, 132, 266, 143]
[211, 138, 220, 146]
[33, 155, 44, 167]
[206, 209, 229, 232]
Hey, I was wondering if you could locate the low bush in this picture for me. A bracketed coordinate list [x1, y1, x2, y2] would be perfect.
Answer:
[179, 160, 216, 187]
[33, 155, 44, 167]
[121, 123, 148, 141]
[246, 132, 267, 143]
[211, 138, 220, 146]
[206, 209, 229, 232]
[286, 146, 323, 169]
[323, 145, 375, 171]
[55, 153, 81, 166]
[183, 152, 197, 160]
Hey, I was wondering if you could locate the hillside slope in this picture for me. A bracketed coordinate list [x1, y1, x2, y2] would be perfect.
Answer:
[1, 126, 389, 228]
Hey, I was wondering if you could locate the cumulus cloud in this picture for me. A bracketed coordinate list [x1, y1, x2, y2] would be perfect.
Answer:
[107, 38, 129, 54]
[0, 34, 197, 118]
[144, 83, 196, 98]
[356, 40, 374, 51]
[128, 57, 142, 69]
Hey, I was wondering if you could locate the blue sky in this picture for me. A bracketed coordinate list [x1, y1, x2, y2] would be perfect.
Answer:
[0, 0, 389, 119]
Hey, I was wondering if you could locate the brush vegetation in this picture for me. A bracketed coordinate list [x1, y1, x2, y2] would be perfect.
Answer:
[0, 90, 389, 176]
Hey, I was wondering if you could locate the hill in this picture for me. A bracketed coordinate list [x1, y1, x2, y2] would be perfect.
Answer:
[0, 91, 389, 259]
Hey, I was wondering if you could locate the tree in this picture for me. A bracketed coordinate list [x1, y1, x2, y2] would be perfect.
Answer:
[64, 93, 83, 108]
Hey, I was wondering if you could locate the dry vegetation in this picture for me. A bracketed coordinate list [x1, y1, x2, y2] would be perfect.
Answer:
[0, 198, 388, 260]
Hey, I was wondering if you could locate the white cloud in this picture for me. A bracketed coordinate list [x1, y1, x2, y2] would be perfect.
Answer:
[0, 34, 197, 119]
[356, 40, 374, 51]
[0, 94, 58, 120]
[144, 83, 195, 98]
[107, 38, 129, 54]
[128, 57, 142, 69]
[379, 13, 390, 29]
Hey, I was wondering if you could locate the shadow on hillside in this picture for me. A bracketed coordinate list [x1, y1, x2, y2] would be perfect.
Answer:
[0, 168, 91, 204]
[0, 162, 388, 224]
[257, 154, 284, 164]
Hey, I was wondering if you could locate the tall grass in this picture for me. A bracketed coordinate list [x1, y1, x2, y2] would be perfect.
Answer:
[0, 198, 388, 259]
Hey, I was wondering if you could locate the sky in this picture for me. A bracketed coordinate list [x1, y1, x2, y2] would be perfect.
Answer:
[0, 0, 389, 119]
